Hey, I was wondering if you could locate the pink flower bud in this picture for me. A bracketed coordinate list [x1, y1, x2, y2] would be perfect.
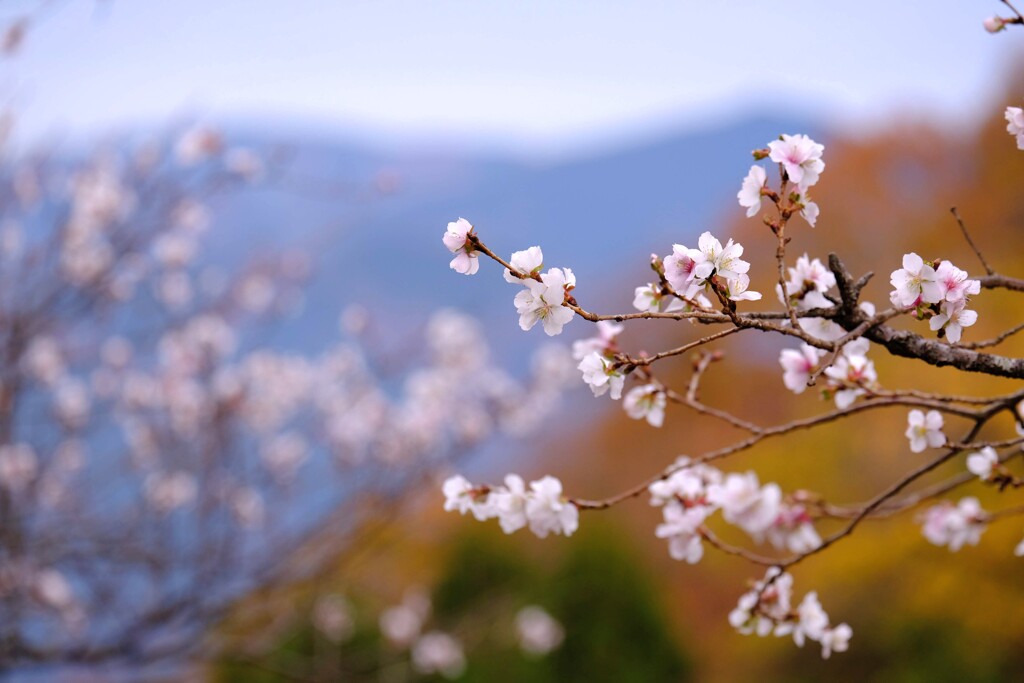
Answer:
[983, 16, 1006, 33]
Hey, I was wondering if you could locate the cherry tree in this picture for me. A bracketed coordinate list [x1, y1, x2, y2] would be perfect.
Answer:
[440, 6, 1024, 661]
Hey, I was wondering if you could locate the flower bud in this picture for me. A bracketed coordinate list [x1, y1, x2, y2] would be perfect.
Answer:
[983, 16, 1006, 33]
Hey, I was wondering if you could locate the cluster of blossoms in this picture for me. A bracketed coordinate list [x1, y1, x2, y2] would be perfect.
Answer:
[919, 497, 988, 551]
[1007, 105, 1024, 150]
[890, 253, 981, 343]
[738, 133, 825, 227]
[729, 568, 851, 659]
[779, 337, 878, 409]
[574, 322, 668, 427]
[649, 458, 821, 565]
[442, 473, 579, 538]
[442, 225, 578, 337]
[663, 230, 761, 304]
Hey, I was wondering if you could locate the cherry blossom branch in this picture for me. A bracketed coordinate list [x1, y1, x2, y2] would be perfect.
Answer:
[571, 394, 995, 511]
[829, 254, 1024, 379]
[1001, 0, 1024, 23]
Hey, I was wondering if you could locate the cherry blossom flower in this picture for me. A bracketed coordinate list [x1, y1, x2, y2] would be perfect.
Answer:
[823, 339, 877, 408]
[648, 457, 722, 506]
[934, 260, 981, 303]
[633, 283, 686, 313]
[515, 606, 564, 656]
[442, 217, 479, 275]
[623, 384, 666, 427]
[709, 472, 782, 537]
[503, 245, 544, 283]
[737, 165, 767, 217]
[578, 352, 625, 400]
[655, 501, 707, 563]
[778, 254, 836, 310]
[905, 409, 945, 452]
[688, 231, 750, 283]
[890, 253, 942, 308]
[729, 568, 793, 637]
[491, 474, 529, 534]
[442, 475, 480, 516]
[819, 624, 853, 659]
[767, 504, 822, 554]
[921, 497, 987, 551]
[790, 592, 829, 647]
[1006, 106, 1024, 150]
[779, 344, 825, 393]
[966, 446, 998, 480]
[663, 244, 701, 296]
[929, 299, 978, 343]
[514, 268, 575, 336]
[768, 134, 825, 188]
[724, 273, 762, 301]
[793, 188, 820, 227]
[525, 475, 579, 538]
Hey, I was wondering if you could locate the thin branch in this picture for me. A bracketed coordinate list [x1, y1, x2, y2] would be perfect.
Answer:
[950, 207, 995, 275]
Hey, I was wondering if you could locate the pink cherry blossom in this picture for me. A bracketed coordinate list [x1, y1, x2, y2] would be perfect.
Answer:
[768, 134, 825, 188]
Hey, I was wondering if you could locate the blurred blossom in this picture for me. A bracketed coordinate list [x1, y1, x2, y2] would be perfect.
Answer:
[0, 443, 38, 492]
[515, 605, 564, 656]
[411, 632, 465, 679]
[24, 336, 65, 386]
[312, 594, 355, 643]
[175, 126, 223, 166]
[144, 471, 198, 513]
[380, 589, 430, 647]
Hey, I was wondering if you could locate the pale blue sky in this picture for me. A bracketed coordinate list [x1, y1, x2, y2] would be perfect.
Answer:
[3, 0, 1020, 155]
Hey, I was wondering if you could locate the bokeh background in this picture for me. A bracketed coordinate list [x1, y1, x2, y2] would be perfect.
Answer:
[2, 1, 1024, 681]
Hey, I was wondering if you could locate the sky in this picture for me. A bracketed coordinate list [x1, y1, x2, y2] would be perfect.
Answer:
[2, 0, 1021, 157]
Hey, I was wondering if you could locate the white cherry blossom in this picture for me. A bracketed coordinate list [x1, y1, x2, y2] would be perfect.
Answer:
[623, 384, 666, 427]
[708, 472, 781, 537]
[779, 344, 825, 393]
[905, 409, 945, 452]
[442, 217, 479, 275]
[578, 352, 625, 400]
[890, 253, 942, 308]
[929, 299, 978, 343]
[738, 164, 767, 217]
[1006, 106, 1024, 150]
[525, 475, 579, 538]
[514, 268, 575, 336]
[966, 446, 998, 480]
[503, 245, 543, 283]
